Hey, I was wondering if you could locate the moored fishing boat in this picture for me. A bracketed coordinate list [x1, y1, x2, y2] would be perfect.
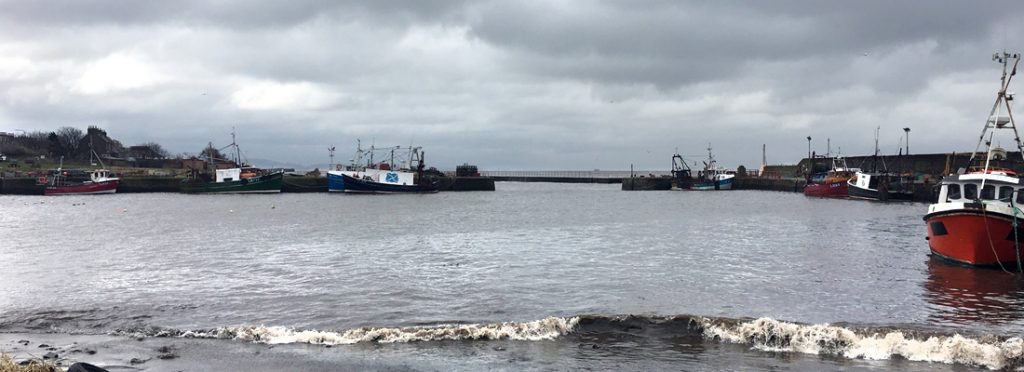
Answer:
[847, 127, 914, 201]
[848, 172, 914, 201]
[181, 168, 283, 194]
[803, 156, 857, 198]
[326, 141, 438, 194]
[669, 152, 693, 191]
[43, 168, 119, 195]
[691, 145, 734, 190]
[925, 51, 1024, 268]
[181, 130, 283, 194]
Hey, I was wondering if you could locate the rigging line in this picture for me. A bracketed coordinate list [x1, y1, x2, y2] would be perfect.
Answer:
[981, 201, 1012, 274]
[1013, 196, 1023, 273]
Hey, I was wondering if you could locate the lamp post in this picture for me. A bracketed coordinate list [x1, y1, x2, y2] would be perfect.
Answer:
[806, 136, 812, 178]
[903, 127, 910, 155]
[806, 136, 812, 161]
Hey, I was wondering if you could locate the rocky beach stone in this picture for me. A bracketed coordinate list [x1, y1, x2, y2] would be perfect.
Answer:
[68, 362, 110, 372]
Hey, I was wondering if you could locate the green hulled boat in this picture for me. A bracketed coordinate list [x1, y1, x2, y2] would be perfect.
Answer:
[181, 170, 283, 194]
[181, 130, 284, 194]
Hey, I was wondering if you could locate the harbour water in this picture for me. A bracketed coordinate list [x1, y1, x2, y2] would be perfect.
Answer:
[2, 182, 1023, 370]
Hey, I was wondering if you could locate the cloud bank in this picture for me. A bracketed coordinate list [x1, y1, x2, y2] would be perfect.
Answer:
[1, 1, 1022, 169]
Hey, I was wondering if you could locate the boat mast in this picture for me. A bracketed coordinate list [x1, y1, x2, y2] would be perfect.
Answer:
[205, 142, 215, 171]
[872, 126, 879, 173]
[328, 146, 335, 170]
[969, 51, 1024, 169]
[706, 144, 714, 173]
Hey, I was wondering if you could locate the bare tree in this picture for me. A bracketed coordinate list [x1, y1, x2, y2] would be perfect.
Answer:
[55, 126, 84, 158]
[24, 131, 50, 142]
[137, 141, 171, 158]
[198, 144, 226, 161]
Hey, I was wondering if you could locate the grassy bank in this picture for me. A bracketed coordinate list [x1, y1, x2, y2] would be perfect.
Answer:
[0, 354, 56, 372]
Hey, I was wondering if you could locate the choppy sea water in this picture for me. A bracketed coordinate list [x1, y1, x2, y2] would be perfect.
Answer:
[2, 182, 1024, 370]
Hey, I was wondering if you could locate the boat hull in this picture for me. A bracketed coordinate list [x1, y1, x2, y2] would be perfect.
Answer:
[803, 182, 847, 197]
[181, 172, 283, 194]
[925, 209, 1024, 267]
[848, 183, 914, 201]
[44, 180, 119, 195]
[330, 173, 437, 194]
[691, 178, 733, 191]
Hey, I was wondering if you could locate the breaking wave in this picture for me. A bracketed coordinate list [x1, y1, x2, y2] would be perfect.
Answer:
[114, 316, 579, 345]
[697, 316, 1024, 370]
[94, 314, 1024, 370]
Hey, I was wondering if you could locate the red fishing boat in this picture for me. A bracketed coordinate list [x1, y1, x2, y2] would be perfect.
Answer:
[43, 169, 119, 195]
[925, 51, 1024, 268]
[803, 156, 857, 197]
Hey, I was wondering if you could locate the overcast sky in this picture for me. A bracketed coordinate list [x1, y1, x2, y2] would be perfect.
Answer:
[1, 1, 1022, 170]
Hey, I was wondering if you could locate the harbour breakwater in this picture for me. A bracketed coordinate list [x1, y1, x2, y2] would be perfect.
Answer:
[0, 176, 495, 195]
[621, 176, 939, 202]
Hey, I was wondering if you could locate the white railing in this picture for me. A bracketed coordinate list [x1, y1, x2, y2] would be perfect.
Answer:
[479, 170, 674, 178]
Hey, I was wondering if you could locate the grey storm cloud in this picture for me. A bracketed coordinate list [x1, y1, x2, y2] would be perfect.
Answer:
[1, 0, 1022, 170]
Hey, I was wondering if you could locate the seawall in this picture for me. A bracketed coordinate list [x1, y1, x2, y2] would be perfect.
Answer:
[0, 176, 495, 194]
[0, 177, 42, 195]
[621, 177, 672, 190]
[119, 177, 181, 193]
[733, 178, 806, 193]
[491, 176, 620, 184]
[619, 176, 938, 202]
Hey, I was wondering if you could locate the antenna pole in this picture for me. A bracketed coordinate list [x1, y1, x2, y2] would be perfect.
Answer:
[970, 52, 1021, 165]
[231, 127, 241, 167]
[328, 146, 335, 170]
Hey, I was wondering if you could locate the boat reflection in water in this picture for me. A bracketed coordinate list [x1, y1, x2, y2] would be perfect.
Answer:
[923, 257, 1024, 324]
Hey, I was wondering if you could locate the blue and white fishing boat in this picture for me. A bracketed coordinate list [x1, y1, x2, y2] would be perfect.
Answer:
[326, 142, 438, 194]
[691, 145, 735, 190]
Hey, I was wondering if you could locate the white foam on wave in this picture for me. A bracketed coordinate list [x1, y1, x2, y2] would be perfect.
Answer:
[699, 317, 1024, 370]
[176, 316, 579, 345]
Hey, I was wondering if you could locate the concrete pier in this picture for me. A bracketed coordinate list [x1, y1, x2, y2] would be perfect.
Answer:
[733, 178, 806, 193]
[621, 177, 673, 190]
[0, 177, 42, 195]
[119, 177, 181, 193]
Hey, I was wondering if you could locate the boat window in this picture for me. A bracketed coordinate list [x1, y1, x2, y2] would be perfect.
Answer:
[868, 176, 878, 190]
[1001, 186, 1015, 201]
[1018, 189, 1024, 205]
[981, 185, 996, 200]
[964, 183, 977, 199]
[947, 184, 961, 200]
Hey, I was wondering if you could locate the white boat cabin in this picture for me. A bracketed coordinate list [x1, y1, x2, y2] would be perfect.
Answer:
[850, 172, 882, 190]
[329, 169, 416, 185]
[936, 171, 1024, 205]
[216, 168, 242, 183]
[357, 169, 416, 185]
[89, 169, 118, 182]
